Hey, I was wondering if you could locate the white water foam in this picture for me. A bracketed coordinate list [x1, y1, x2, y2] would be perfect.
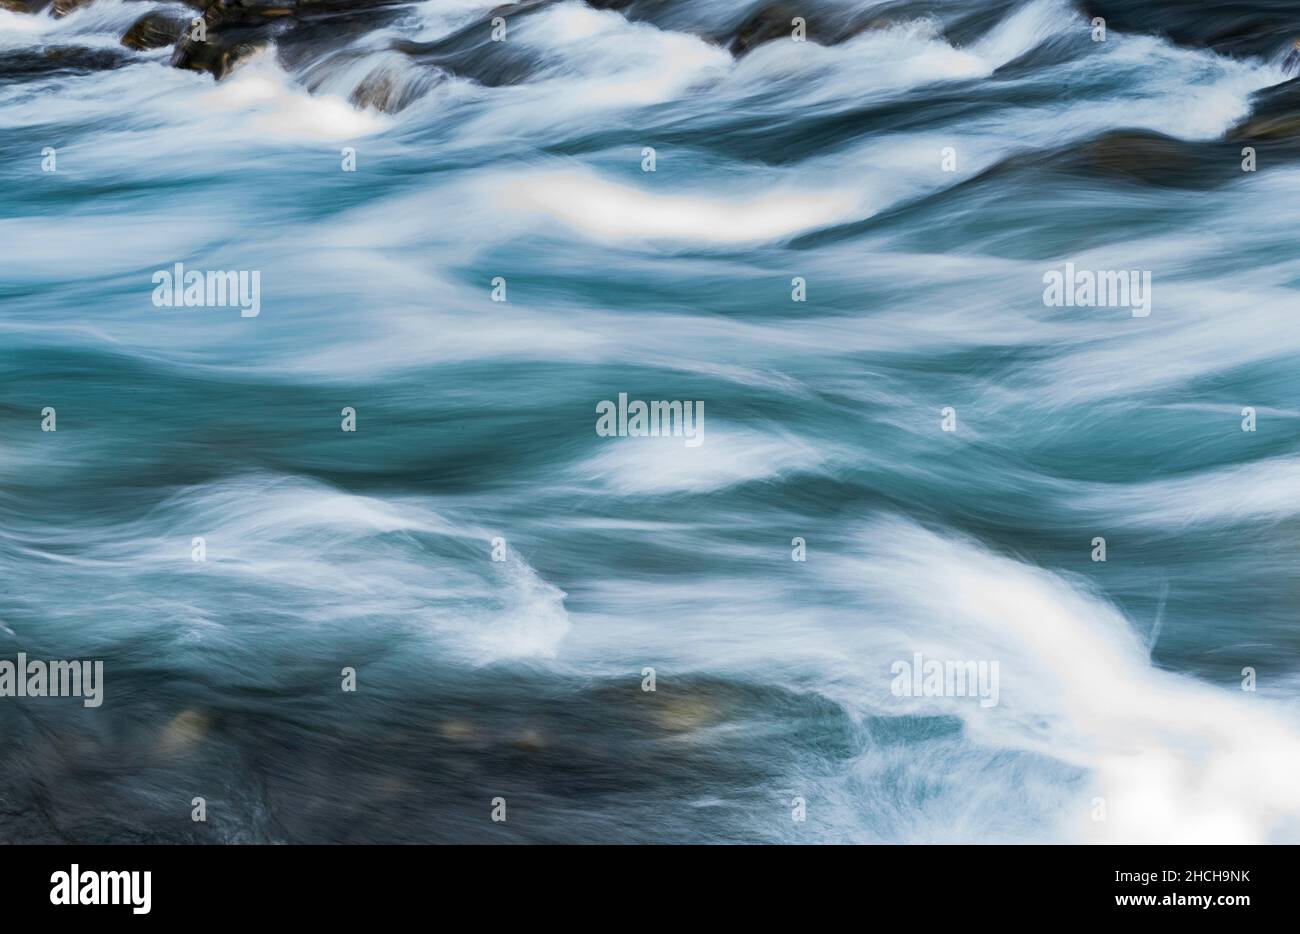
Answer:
[580, 426, 826, 494]
[849, 519, 1300, 843]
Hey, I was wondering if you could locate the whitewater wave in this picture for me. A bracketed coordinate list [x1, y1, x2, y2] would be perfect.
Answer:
[4, 0, 1300, 843]
[494, 168, 865, 244]
[579, 425, 828, 494]
[849, 520, 1300, 843]
[1, 475, 572, 666]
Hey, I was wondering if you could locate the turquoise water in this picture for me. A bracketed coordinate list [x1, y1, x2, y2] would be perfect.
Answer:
[2, 0, 1300, 842]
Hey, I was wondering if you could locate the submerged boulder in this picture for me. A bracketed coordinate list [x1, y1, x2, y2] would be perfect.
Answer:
[348, 62, 439, 114]
[156, 709, 214, 757]
[728, 2, 801, 56]
[1078, 1, 1300, 58]
[962, 130, 1238, 192]
[121, 11, 189, 51]
[388, 0, 558, 88]
[1284, 39, 1300, 76]
[724, 2, 901, 58]
[1229, 78, 1300, 143]
[273, 4, 411, 73]
[172, 33, 267, 80]
[51, 0, 93, 16]
[169, 0, 412, 80]
[0, 45, 132, 80]
[1075, 131, 1216, 183]
[0, 0, 53, 12]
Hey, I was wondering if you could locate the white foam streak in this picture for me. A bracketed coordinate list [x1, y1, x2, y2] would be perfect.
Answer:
[1082, 457, 1300, 528]
[202, 52, 390, 140]
[579, 427, 825, 494]
[23, 476, 573, 665]
[855, 520, 1300, 843]
[495, 169, 863, 244]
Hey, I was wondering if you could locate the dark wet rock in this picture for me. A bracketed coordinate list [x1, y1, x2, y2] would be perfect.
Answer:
[155, 709, 213, 758]
[170, 0, 413, 80]
[724, 2, 903, 58]
[187, 0, 297, 30]
[51, 0, 93, 16]
[794, 128, 1248, 255]
[121, 11, 189, 51]
[727, 3, 807, 57]
[348, 62, 439, 113]
[1283, 41, 1300, 76]
[490, 0, 559, 17]
[172, 32, 268, 80]
[586, 0, 979, 54]
[954, 130, 1243, 192]
[390, 0, 558, 88]
[583, 0, 746, 42]
[0, 0, 53, 12]
[273, 5, 411, 74]
[1078, 1, 1300, 58]
[168, 0, 289, 80]
[937, 0, 1022, 47]
[1229, 77, 1300, 143]
[1067, 131, 1236, 186]
[0, 662, 849, 843]
[0, 45, 132, 80]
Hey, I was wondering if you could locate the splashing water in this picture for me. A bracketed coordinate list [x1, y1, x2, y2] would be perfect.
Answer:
[2, 0, 1300, 843]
